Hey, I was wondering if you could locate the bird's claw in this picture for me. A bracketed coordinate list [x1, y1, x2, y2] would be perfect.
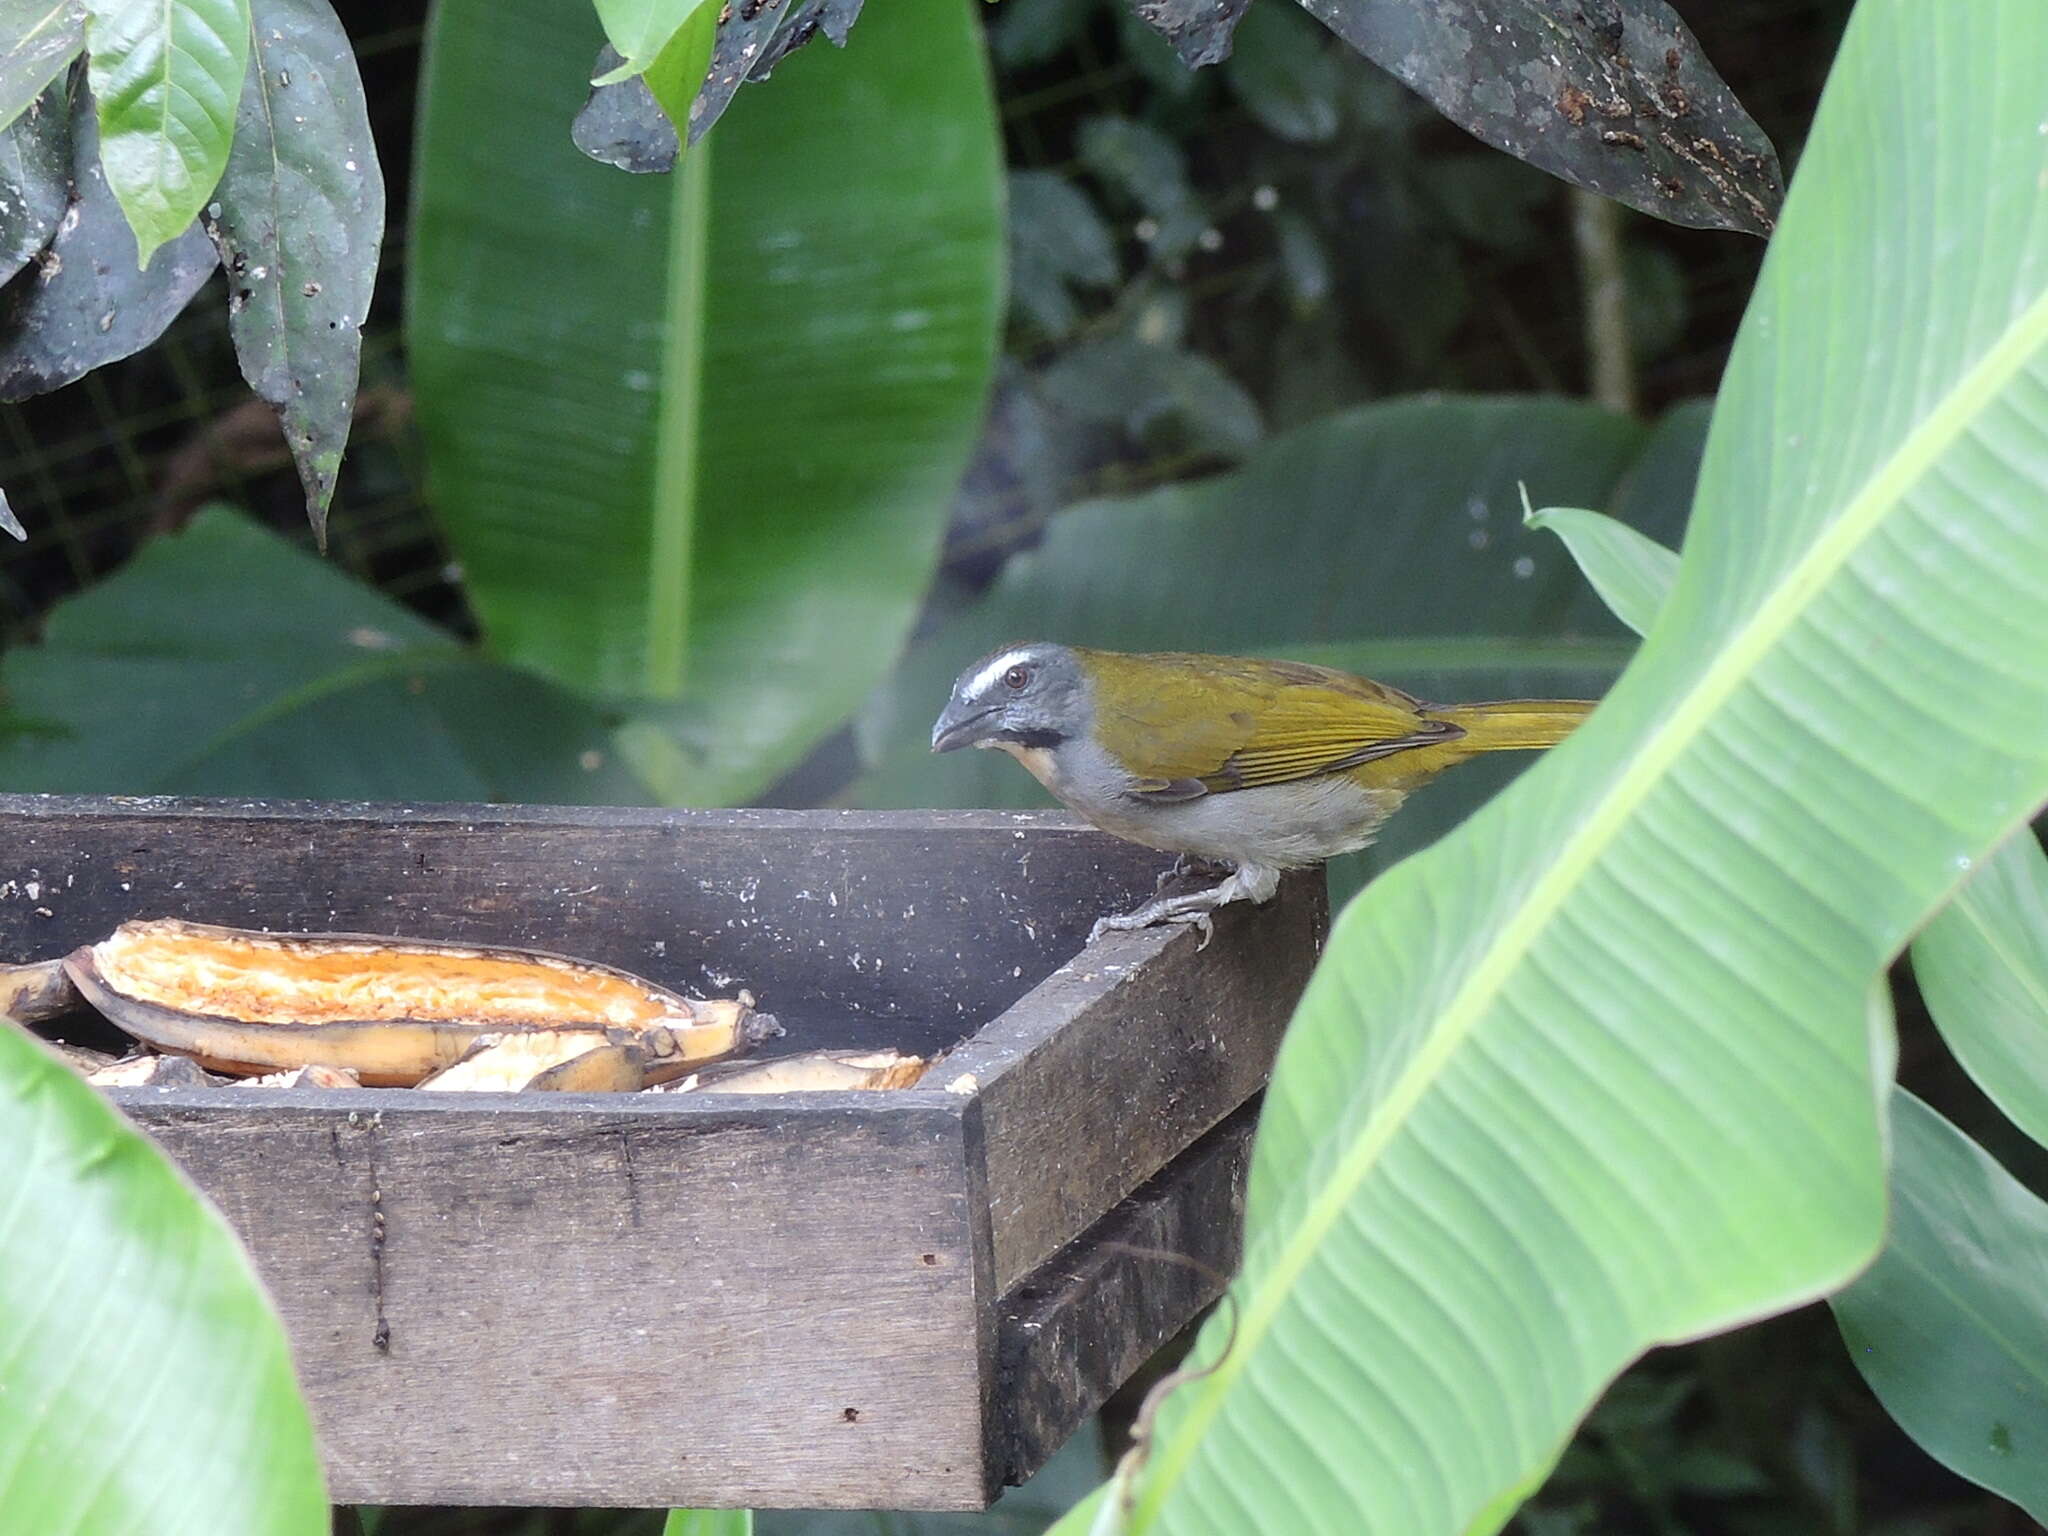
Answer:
[1088, 905, 1216, 949]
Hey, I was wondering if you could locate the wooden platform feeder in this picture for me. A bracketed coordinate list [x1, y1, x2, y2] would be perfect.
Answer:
[0, 793, 1326, 1510]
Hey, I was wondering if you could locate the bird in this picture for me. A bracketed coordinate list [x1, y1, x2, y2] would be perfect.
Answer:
[930, 642, 1596, 942]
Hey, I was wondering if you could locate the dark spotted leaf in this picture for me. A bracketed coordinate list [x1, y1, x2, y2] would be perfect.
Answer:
[573, 0, 864, 170]
[570, 44, 677, 173]
[85, 0, 251, 264]
[1128, 0, 1249, 67]
[208, 0, 385, 546]
[1295, 0, 1780, 233]
[0, 78, 215, 401]
[0, 73, 67, 284]
[0, 0, 82, 132]
[1120, 0, 1780, 234]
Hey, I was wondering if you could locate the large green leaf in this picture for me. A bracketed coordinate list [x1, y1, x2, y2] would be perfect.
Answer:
[0, 506, 651, 802]
[852, 395, 1697, 886]
[665, 1512, 753, 1536]
[1049, 0, 2048, 1530]
[1521, 505, 1677, 640]
[408, 0, 1001, 805]
[85, 0, 251, 265]
[0, 1021, 327, 1533]
[1911, 828, 2048, 1152]
[1535, 493, 2048, 1530]
[1833, 1092, 2048, 1524]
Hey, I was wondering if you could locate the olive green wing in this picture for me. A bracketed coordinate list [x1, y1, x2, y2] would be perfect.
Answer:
[1085, 652, 1461, 797]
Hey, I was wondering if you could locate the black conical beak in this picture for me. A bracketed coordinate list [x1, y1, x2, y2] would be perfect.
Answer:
[931, 701, 997, 753]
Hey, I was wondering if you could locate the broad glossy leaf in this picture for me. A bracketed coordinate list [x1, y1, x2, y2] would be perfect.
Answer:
[85, 0, 251, 265]
[665, 1512, 752, 1536]
[0, 0, 81, 132]
[1063, 0, 2048, 1530]
[1912, 828, 2048, 1152]
[1524, 504, 1677, 638]
[0, 485, 20, 537]
[0, 77, 215, 400]
[413, 0, 1000, 804]
[0, 1020, 327, 1533]
[1833, 1092, 2048, 1523]
[851, 396, 1669, 882]
[0, 506, 651, 802]
[0, 73, 67, 284]
[209, 0, 384, 545]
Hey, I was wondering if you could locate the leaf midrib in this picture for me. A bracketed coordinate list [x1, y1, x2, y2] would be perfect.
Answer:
[1133, 282, 2048, 1528]
[643, 134, 709, 696]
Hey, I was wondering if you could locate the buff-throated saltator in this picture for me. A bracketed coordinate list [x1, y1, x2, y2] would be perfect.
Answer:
[931, 643, 1594, 940]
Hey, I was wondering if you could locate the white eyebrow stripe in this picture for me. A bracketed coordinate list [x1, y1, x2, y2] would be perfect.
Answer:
[968, 648, 1034, 698]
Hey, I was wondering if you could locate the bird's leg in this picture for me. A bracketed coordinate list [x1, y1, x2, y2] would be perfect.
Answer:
[1152, 852, 1232, 894]
[1091, 862, 1282, 949]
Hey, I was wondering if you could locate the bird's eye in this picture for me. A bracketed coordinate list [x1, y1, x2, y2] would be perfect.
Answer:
[1003, 665, 1032, 690]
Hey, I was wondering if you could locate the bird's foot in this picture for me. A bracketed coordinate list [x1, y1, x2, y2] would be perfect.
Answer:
[1151, 853, 1233, 894]
[1091, 904, 1216, 949]
[1090, 863, 1282, 950]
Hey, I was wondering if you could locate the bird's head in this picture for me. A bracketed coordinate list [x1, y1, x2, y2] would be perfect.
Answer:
[930, 641, 1092, 755]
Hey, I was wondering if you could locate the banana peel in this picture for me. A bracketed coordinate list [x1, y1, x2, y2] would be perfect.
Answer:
[2, 959, 82, 1026]
[669, 1049, 928, 1095]
[64, 918, 778, 1086]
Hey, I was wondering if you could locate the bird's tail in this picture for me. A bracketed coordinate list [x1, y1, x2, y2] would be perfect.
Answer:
[1432, 698, 1597, 752]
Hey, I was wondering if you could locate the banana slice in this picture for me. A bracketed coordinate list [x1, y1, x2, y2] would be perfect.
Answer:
[418, 1029, 654, 1092]
[88, 1052, 220, 1088]
[65, 918, 777, 1086]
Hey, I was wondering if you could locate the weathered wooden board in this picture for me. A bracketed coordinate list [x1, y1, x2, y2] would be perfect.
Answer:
[995, 1102, 1255, 1486]
[952, 871, 1323, 1291]
[0, 796, 1171, 1056]
[119, 1088, 993, 1510]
